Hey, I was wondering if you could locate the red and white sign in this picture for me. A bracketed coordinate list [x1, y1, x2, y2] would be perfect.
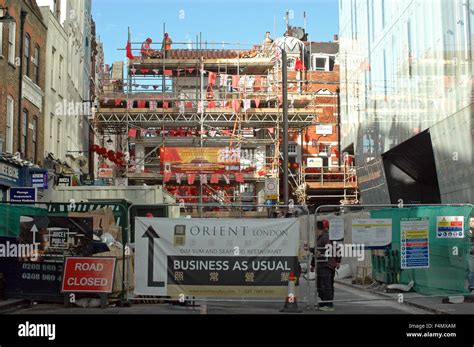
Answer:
[61, 257, 116, 293]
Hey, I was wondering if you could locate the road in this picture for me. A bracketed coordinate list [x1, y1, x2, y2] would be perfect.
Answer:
[9, 281, 429, 314]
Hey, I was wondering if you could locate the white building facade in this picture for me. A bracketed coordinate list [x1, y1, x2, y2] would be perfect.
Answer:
[38, 0, 93, 179]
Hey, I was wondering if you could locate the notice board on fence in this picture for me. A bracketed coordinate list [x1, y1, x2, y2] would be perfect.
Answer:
[134, 218, 300, 297]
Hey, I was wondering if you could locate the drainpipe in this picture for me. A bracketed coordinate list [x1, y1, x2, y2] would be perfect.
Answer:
[17, 10, 28, 157]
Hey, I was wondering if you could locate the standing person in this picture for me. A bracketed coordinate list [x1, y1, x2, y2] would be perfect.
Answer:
[316, 219, 341, 311]
[162, 33, 173, 58]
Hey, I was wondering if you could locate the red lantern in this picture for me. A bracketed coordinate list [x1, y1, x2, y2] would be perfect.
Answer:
[98, 147, 107, 156]
[116, 151, 123, 158]
[92, 144, 100, 152]
[292, 162, 300, 169]
[107, 150, 115, 157]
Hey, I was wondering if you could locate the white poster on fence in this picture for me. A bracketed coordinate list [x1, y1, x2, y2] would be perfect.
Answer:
[329, 218, 345, 240]
[134, 218, 300, 297]
[351, 219, 392, 248]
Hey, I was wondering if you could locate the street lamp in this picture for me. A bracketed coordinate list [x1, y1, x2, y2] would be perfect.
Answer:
[0, 7, 15, 23]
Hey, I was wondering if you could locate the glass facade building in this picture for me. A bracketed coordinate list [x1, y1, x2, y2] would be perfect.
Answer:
[339, 0, 473, 204]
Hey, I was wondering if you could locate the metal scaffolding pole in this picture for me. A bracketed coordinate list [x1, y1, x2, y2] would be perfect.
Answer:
[282, 49, 289, 206]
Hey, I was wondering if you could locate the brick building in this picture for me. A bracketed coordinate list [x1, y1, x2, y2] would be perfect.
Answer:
[0, 0, 46, 165]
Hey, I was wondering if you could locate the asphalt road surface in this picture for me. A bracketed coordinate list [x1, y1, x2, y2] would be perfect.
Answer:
[10, 281, 429, 314]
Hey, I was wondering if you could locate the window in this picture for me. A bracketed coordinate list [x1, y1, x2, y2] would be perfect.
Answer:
[59, 55, 63, 92]
[32, 117, 37, 163]
[370, 0, 375, 42]
[381, 0, 386, 29]
[312, 55, 329, 71]
[6, 96, 14, 153]
[33, 45, 39, 84]
[287, 58, 295, 69]
[407, 19, 412, 77]
[0, 9, 3, 56]
[56, 119, 61, 156]
[383, 49, 387, 97]
[8, 21, 16, 64]
[53, 0, 60, 19]
[49, 113, 54, 146]
[21, 109, 28, 156]
[24, 34, 30, 77]
[51, 47, 56, 90]
[288, 144, 298, 155]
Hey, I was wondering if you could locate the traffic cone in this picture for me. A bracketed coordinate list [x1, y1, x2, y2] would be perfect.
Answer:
[280, 272, 302, 313]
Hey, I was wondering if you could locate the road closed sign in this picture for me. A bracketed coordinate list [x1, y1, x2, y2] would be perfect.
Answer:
[61, 257, 116, 293]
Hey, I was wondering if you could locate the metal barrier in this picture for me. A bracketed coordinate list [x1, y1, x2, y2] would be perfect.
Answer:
[313, 203, 473, 311]
[127, 202, 312, 309]
[0, 200, 130, 301]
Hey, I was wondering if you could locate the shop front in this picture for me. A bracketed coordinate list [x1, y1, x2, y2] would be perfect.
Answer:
[0, 158, 26, 202]
[0, 157, 49, 202]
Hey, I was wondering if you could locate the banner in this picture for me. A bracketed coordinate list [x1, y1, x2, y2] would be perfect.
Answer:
[161, 147, 240, 174]
[135, 218, 300, 297]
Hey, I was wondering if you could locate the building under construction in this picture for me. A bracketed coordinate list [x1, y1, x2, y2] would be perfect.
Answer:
[93, 26, 357, 212]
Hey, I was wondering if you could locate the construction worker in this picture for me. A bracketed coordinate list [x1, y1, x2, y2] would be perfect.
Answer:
[162, 33, 173, 58]
[141, 38, 153, 59]
[315, 219, 341, 311]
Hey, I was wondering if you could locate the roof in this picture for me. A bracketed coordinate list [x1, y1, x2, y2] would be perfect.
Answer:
[306, 42, 339, 55]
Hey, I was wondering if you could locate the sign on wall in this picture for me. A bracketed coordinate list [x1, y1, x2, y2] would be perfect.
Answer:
[436, 216, 464, 238]
[9, 187, 37, 203]
[307, 157, 323, 168]
[58, 176, 71, 187]
[316, 125, 333, 135]
[329, 218, 345, 240]
[400, 217, 429, 269]
[264, 177, 278, 200]
[351, 219, 392, 248]
[135, 218, 300, 297]
[31, 172, 48, 188]
[0, 161, 21, 186]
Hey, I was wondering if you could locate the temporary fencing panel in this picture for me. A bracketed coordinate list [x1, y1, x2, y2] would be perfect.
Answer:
[314, 204, 473, 308]
[0, 202, 130, 301]
[0, 204, 47, 237]
[370, 205, 472, 295]
[134, 217, 300, 298]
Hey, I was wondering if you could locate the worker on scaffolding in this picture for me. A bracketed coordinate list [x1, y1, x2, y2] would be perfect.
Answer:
[141, 38, 153, 59]
[162, 33, 173, 58]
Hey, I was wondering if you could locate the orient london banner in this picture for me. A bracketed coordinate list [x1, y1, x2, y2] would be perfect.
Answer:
[134, 218, 300, 297]
[160, 147, 240, 174]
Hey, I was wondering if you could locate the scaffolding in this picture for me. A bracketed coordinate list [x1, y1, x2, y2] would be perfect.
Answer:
[94, 34, 357, 208]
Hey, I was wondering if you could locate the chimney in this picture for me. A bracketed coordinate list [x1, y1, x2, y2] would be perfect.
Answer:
[333, 34, 339, 42]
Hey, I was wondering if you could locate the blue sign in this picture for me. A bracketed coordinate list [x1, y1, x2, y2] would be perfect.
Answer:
[31, 172, 48, 189]
[9, 187, 37, 203]
[400, 218, 430, 269]
[0, 160, 22, 187]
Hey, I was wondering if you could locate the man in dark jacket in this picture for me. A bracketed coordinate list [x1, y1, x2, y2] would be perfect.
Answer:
[315, 219, 341, 311]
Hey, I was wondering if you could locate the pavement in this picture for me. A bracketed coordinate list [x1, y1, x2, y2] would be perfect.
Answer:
[0, 298, 29, 313]
[336, 278, 474, 314]
[6, 278, 428, 314]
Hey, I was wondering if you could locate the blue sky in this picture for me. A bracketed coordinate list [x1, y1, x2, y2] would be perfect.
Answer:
[92, 0, 339, 65]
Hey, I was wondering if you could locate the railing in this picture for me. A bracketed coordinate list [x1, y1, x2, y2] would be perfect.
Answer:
[304, 165, 357, 189]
